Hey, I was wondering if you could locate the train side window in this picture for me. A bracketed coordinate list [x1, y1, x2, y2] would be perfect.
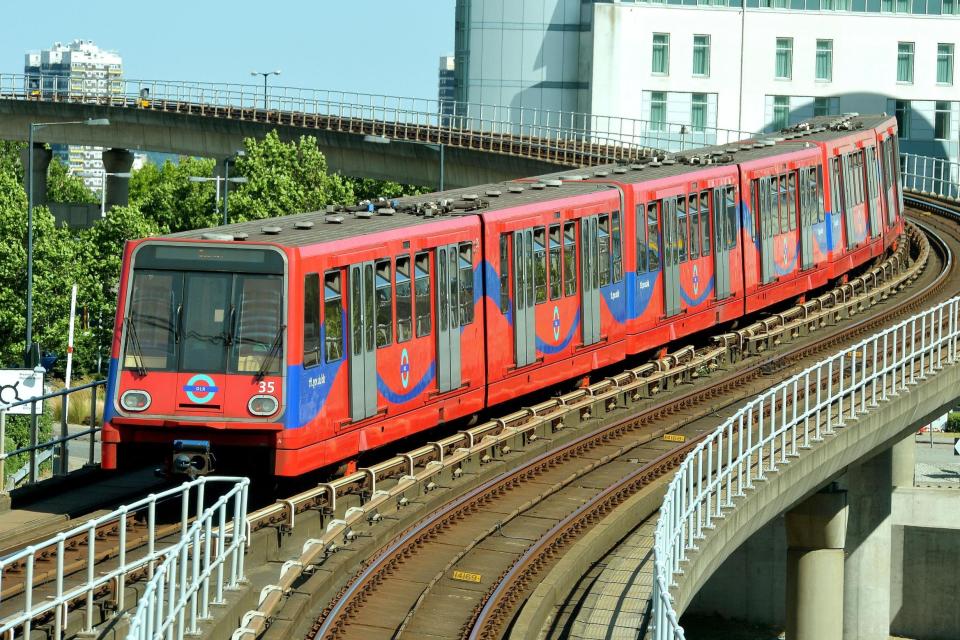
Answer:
[563, 221, 577, 296]
[699, 191, 711, 256]
[636, 205, 647, 274]
[777, 175, 788, 234]
[459, 243, 474, 324]
[415, 252, 431, 337]
[375, 260, 392, 348]
[303, 273, 321, 368]
[816, 165, 826, 223]
[612, 211, 623, 282]
[830, 157, 843, 215]
[867, 148, 879, 201]
[499, 234, 510, 313]
[758, 178, 769, 239]
[787, 172, 797, 231]
[676, 198, 688, 262]
[688, 194, 700, 260]
[749, 181, 759, 241]
[396, 256, 412, 343]
[598, 214, 612, 286]
[533, 226, 547, 304]
[724, 187, 737, 250]
[549, 225, 562, 299]
[647, 203, 661, 271]
[323, 270, 343, 362]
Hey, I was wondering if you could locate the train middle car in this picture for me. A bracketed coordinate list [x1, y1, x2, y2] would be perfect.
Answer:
[101, 114, 904, 478]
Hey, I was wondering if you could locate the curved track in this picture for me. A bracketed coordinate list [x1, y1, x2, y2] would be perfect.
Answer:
[303, 215, 958, 640]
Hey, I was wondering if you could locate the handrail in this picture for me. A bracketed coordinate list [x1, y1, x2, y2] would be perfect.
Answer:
[0, 476, 249, 640]
[0, 73, 756, 154]
[900, 152, 960, 202]
[651, 294, 960, 639]
[0, 377, 107, 491]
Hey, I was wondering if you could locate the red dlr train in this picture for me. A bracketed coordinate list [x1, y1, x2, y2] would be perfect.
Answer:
[102, 114, 904, 477]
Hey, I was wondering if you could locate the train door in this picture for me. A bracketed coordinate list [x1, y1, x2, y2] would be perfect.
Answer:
[798, 168, 815, 270]
[712, 187, 733, 298]
[838, 155, 858, 250]
[661, 199, 681, 316]
[436, 244, 461, 393]
[865, 147, 882, 238]
[580, 216, 601, 345]
[513, 229, 536, 367]
[880, 138, 896, 226]
[348, 261, 377, 422]
[758, 177, 776, 284]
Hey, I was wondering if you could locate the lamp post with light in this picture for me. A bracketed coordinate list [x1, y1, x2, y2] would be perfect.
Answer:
[25, 118, 110, 365]
[250, 70, 281, 110]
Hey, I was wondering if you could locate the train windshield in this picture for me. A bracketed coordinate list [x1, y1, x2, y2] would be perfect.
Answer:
[123, 245, 284, 376]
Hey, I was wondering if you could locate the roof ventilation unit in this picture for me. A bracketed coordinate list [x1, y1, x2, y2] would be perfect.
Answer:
[485, 189, 502, 197]
[356, 210, 373, 219]
[378, 207, 396, 216]
[565, 174, 585, 181]
[508, 186, 524, 193]
[201, 232, 234, 241]
[463, 193, 479, 200]
[594, 170, 609, 176]
[545, 179, 562, 187]
[233, 232, 249, 241]
[630, 164, 645, 170]
[262, 226, 282, 235]
[294, 220, 314, 229]
[325, 215, 344, 224]
[531, 182, 546, 190]
[613, 167, 628, 174]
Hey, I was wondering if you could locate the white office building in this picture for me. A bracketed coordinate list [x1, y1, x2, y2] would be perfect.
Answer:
[25, 40, 123, 192]
[454, 0, 960, 163]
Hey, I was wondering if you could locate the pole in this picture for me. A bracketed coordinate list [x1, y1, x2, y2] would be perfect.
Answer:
[438, 144, 445, 192]
[263, 75, 268, 110]
[60, 284, 77, 475]
[100, 173, 107, 217]
[223, 161, 230, 226]
[25, 124, 35, 364]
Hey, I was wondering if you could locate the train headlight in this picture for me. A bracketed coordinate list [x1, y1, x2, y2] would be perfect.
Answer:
[248, 395, 278, 416]
[120, 390, 152, 412]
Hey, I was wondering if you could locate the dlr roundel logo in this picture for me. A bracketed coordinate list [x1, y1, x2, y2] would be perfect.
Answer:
[184, 374, 218, 404]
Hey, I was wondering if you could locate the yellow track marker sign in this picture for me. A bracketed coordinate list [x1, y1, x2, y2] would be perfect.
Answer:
[663, 434, 686, 443]
[452, 570, 482, 583]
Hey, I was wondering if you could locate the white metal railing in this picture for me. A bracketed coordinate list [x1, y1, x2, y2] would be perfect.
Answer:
[0, 476, 249, 640]
[901, 153, 960, 201]
[0, 73, 755, 155]
[126, 477, 249, 640]
[651, 295, 960, 639]
[1, 377, 106, 492]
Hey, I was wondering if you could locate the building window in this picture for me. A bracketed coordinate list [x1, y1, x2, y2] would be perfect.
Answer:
[650, 92, 667, 131]
[776, 38, 793, 80]
[938, 43, 955, 85]
[773, 95, 790, 130]
[814, 97, 831, 117]
[816, 40, 833, 82]
[693, 35, 711, 77]
[935, 101, 952, 140]
[691, 93, 707, 131]
[944, 0, 958, 14]
[895, 100, 911, 138]
[652, 34, 670, 75]
[897, 42, 914, 83]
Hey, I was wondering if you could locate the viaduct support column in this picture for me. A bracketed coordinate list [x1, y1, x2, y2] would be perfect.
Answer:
[890, 433, 915, 488]
[785, 488, 848, 640]
[101, 148, 134, 211]
[19, 143, 52, 207]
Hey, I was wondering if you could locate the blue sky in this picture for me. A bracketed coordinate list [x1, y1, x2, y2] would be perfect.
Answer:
[3, 1, 455, 100]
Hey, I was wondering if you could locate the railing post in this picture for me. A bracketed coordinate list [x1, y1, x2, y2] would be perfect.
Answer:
[88, 383, 98, 465]
[1, 409, 6, 494]
[29, 399, 38, 485]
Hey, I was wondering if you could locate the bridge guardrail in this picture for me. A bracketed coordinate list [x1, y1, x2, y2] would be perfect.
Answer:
[0, 476, 249, 640]
[651, 293, 960, 639]
[0, 377, 106, 492]
[901, 152, 960, 202]
[0, 73, 755, 155]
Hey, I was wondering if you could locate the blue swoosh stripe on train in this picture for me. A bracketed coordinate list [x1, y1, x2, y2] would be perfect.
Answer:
[679, 278, 715, 307]
[377, 362, 437, 405]
[536, 308, 581, 355]
[773, 240, 801, 276]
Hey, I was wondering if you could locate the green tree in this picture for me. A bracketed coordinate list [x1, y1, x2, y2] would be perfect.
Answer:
[47, 157, 98, 204]
[346, 177, 430, 202]
[226, 131, 354, 222]
[129, 156, 220, 233]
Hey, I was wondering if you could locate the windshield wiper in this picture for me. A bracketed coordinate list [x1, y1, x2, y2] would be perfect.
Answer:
[125, 315, 148, 376]
[255, 325, 286, 381]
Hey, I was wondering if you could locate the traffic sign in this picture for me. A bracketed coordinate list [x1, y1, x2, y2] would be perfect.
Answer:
[954, 438, 959, 456]
[0, 368, 45, 415]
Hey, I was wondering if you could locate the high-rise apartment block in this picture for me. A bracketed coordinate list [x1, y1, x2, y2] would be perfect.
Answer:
[25, 40, 123, 192]
[439, 55, 456, 119]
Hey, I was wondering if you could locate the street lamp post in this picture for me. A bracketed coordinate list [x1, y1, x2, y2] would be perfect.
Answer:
[363, 134, 446, 192]
[25, 117, 109, 365]
[100, 171, 131, 217]
[222, 152, 247, 225]
[189, 171, 247, 225]
[250, 70, 281, 110]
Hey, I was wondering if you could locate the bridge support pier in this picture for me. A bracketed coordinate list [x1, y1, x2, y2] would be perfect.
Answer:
[891, 432, 915, 488]
[785, 488, 847, 640]
[101, 148, 134, 211]
[19, 143, 52, 206]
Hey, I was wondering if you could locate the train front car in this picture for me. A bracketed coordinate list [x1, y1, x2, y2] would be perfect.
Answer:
[102, 239, 289, 478]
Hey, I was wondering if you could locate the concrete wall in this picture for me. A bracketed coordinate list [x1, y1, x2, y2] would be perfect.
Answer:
[891, 526, 960, 640]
